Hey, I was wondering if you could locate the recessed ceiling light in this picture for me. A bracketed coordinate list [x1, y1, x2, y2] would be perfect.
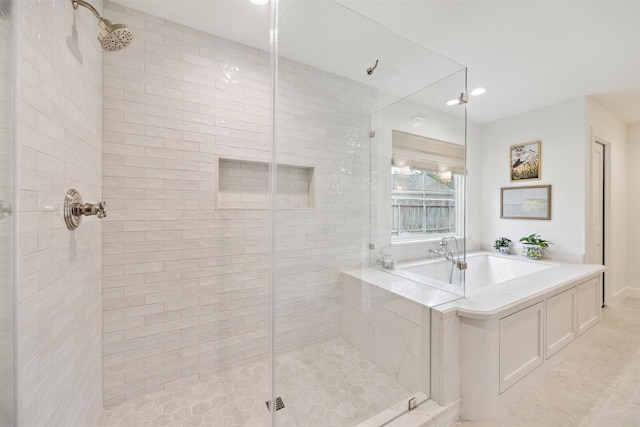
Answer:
[408, 114, 426, 128]
[470, 87, 487, 96]
[250, 0, 269, 5]
[446, 99, 460, 106]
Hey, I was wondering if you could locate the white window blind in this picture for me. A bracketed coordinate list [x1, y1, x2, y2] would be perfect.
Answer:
[391, 130, 465, 175]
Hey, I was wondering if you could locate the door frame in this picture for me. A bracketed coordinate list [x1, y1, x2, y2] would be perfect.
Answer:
[585, 127, 611, 305]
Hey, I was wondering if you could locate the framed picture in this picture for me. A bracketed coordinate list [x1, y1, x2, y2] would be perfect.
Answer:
[510, 141, 541, 181]
[501, 185, 551, 220]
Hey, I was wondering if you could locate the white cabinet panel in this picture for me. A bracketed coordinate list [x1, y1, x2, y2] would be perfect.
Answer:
[578, 277, 601, 335]
[546, 288, 577, 359]
[499, 301, 544, 394]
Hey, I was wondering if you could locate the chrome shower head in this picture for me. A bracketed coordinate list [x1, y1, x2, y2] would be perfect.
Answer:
[72, 0, 134, 52]
[98, 18, 133, 52]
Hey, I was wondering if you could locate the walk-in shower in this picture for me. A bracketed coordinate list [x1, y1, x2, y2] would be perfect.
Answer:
[4, 0, 467, 425]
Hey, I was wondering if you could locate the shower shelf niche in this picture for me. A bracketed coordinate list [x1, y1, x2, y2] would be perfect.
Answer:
[216, 157, 315, 210]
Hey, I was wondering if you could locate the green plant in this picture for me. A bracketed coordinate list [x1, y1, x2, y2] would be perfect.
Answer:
[519, 233, 552, 249]
[493, 237, 512, 250]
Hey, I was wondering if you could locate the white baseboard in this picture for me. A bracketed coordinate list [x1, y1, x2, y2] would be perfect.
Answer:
[612, 287, 640, 302]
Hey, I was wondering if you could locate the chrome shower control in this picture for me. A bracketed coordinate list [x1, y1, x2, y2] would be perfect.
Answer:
[64, 189, 107, 230]
[80, 200, 107, 218]
[0, 200, 12, 220]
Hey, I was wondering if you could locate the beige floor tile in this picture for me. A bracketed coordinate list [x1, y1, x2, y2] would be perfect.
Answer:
[451, 297, 640, 427]
[99, 298, 639, 427]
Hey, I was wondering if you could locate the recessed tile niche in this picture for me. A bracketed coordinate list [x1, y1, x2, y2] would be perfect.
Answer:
[217, 158, 315, 209]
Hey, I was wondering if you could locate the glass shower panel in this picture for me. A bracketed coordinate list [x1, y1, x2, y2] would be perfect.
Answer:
[371, 68, 468, 299]
[273, 0, 466, 424]
[99, 1, 274, 424]
[0, 0, 14, 425]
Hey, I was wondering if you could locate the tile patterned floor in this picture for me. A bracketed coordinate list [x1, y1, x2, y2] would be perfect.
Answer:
[98, 336, 410, 427]
[451, 297, 640, 427]
[100, 298, 640, 427]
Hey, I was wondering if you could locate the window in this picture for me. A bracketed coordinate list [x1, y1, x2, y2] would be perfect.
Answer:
[391, 131, 464, 242]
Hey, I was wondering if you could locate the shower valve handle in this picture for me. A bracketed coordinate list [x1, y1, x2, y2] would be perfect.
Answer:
[79, 201, 107, 219]
[64, 189, 107, 230]
[96, 201, 107, 218]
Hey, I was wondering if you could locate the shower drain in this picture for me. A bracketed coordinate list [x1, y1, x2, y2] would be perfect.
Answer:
[265, 396, 285, 412]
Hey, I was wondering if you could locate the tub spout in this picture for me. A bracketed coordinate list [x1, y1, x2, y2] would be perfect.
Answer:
[430, 237, 463, 284]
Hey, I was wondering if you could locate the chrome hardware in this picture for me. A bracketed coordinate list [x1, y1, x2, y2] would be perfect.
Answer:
[80, 200, 107, 218]
[429, 237, 464, 284]
[265, 396, 285, 412]
[366, 59, 379, 75]
[429, 237, 459, 263]
[0, 200, 12, 219]
[408, 397, 417, 411]
[72, 0, 101, 19]
[64, 189, 107, 230]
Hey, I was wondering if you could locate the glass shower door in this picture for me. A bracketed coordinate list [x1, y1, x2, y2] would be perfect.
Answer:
[371, 68, 468, 298]
[272, 0, 467, 425]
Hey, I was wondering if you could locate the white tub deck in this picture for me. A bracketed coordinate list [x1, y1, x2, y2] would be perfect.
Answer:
[343, 251, 606, 422]
[344, 251, 604, 318]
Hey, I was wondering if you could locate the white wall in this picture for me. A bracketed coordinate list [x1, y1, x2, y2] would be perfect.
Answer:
[626, 123, 639, 296]
[474, 97, 634, 304]
[15, 0, 104, 425]
[477, 98, 587, 261]
[586, 98, 629, 302]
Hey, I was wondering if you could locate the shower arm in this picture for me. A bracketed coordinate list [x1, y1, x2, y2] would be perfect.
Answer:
[70, 0, 134, 52]
[72, 0, 102, 20]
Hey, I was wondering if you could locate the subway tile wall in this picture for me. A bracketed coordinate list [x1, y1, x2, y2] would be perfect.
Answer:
[0, 2, 14, 425]
[273, 54, 375, 351]
[102, 2, 376, 405]
[15, 0, 104, 425]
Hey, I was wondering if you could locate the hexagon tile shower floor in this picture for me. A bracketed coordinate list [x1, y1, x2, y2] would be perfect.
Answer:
[98, 336, 410, 427]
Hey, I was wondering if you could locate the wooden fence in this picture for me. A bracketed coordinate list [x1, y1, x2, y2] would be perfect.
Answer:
[391, 195, 456, 236]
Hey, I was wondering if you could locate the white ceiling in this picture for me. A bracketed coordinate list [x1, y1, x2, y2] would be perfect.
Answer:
[111, 0, 640, 125]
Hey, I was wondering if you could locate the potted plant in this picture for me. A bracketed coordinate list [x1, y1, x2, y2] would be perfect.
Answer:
[493, 237, 512, 254]
[519, 233, 552, 260]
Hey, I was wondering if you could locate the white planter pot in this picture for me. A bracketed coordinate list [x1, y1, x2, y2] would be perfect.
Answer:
[522, 243, 542, 260]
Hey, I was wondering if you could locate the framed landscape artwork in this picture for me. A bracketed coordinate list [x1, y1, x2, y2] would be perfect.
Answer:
[510, 141, 541, 181]
[501, 185, 551, 220]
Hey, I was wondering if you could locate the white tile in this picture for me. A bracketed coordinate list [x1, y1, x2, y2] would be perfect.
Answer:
[99, 2, 376, 405]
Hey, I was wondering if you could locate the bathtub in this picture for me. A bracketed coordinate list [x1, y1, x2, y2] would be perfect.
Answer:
[393, 252, 555, 291]
[344, 251, 605, 422]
